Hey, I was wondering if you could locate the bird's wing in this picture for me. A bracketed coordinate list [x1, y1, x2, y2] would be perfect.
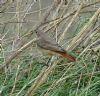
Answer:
[36, 29, 66, 53]
[36, 30, 57, 44]
[36, 38, 66, 53]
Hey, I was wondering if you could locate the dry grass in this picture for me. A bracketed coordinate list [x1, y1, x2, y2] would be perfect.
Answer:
[0, 0, 100, 96]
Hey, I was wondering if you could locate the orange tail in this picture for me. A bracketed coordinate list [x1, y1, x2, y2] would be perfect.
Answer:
[60, 52, 76, 62]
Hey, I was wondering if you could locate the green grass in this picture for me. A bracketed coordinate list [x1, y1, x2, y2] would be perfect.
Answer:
[0, 0, 100, 96]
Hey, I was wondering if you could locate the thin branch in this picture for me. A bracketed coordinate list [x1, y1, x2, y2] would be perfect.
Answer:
[0, 0, 61, 70]
[9, 65, 20, 96]
[58, 2, 84, 43]
[0, 38, 36, 70]
[67, 8, 100, 50]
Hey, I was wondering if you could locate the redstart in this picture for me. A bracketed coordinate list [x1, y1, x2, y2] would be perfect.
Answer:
[35, 29, 76, 62]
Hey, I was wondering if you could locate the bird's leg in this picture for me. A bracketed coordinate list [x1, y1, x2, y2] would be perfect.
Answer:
[46, 57, 52, 66]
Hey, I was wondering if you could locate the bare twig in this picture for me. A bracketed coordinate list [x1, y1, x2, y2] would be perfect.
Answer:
[26, 59, 60, 96]
[83, 24, 100, 47]
[67, 8, 100, 50]
[0, 38, 36, 70]
[0, 0, 61, 70]
[58, 2, 84, 43]
[9, 65, 20, 96]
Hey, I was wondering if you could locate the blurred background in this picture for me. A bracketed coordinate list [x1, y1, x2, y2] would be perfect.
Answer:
[0, 0, 100, 96]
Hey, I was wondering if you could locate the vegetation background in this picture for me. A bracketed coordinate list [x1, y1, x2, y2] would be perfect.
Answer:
[0, 0, 100, 96]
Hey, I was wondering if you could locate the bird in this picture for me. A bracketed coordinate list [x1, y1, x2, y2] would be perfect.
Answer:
[35, 29, 76, 62]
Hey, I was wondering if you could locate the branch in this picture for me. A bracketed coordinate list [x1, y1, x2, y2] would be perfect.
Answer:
[67, 8, 100, 50]
[0, 0, 61, 70]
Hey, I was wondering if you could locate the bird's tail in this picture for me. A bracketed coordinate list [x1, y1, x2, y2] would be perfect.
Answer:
[60, 52, 76, 62]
